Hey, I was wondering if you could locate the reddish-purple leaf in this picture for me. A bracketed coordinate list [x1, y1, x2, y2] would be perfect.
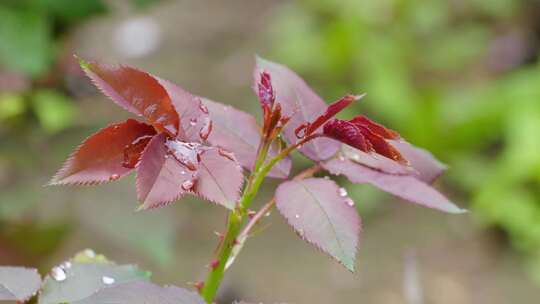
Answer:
[203, 98, 291, 178]
[304, 94, 363, 136]
[81, 60, 179, 136]
[0, 267, 41, 302]
[255, 57, 340, 161]
[256, 71, 275, 109]
[350, 115, 400, 140]
[324, 118, 406, 164]
[275, 178, 361, 271]
[194, 147, 244, 209]
[323, 157, 465, 214]
[73, 281, 204, 304]
[323, 119, 373, 153]
[49, 119, 156, 185]
[136, 134, 195, 210]
[156, 78, 212, 143]
[390, 140, 447, 184]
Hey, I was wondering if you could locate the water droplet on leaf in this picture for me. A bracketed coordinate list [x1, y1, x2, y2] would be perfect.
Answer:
[345, 198, 355, 207]
[102, 276, 115, 285]
[61, 261, 72, 269]
[51, 266, 67, 282]
[181, 179, 195, 191]
[199, 103, 209, 114]
[338, 187, 348, 197]
[218, 148, 235, 161]
[189, 117, 197, 126]
[110, 174, 120, 181]
[84, 249, 96, 258]
[199, 118, 213, 140]
[295, 214, 300, 219]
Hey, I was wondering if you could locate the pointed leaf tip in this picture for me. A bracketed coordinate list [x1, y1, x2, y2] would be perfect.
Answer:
[49, 119, 156, 186]
[275, 178, 361, 271]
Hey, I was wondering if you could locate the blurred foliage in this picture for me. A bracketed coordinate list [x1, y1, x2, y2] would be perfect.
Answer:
[271, 0, 540, 281]
[0, 0, 166, 269]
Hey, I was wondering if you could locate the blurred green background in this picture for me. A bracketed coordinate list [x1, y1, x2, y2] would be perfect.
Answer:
[1, 0, 539, 303]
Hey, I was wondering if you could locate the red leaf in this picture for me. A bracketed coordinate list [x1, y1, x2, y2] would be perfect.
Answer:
[255, 57, 340, 161]
[389, 140, 447, 184]
[350, 115, 400, 140]
[49, 119, 156, 185]
[304, 94, 363, 136]
[323, 119, 406, 164]
[203, 98, 291, 179]
[323, 119, 373, 152]
[356, 125, 406, 164]
[156, 78, 213, 143]
[256, 71, 275, 108]
[194, 147, 244, 209]
[81, 60, 179, 136]
[323, 157, 465, 213]
[275, 178, 361, 271]
[136, 134, 196, 210]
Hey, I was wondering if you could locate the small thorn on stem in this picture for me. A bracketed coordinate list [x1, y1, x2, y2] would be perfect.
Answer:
[214, 231, 224, 239]
[208, 259, 220, 270]
[233, 238, 241, 246]
[192, 281, 204, 291]
[247, 210, 256, 218]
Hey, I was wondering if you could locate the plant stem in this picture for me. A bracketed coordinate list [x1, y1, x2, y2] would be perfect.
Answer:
[200, 135, 319, 303]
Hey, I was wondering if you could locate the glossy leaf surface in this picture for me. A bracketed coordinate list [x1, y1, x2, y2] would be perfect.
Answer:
[275, 178, 361, 271]
[82, 60, 179, 136]
[49, 119, 156, 185]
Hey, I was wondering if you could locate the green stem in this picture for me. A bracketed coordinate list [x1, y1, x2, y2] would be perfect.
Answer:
[200, 135, 317, 303]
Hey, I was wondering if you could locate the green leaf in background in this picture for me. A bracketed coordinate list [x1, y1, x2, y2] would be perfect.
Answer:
[39, 250, 151, 304]
[0, 7, 52, 76]
[0, 93, 26, 121]
[78, 185, 177, 267]
[272, 0, 540, 284]
[30, 0, 107, 23]
[31, 89, 77, 133]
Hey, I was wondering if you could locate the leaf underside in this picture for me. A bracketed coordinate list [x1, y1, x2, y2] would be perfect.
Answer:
[275, 177, 361, 271]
